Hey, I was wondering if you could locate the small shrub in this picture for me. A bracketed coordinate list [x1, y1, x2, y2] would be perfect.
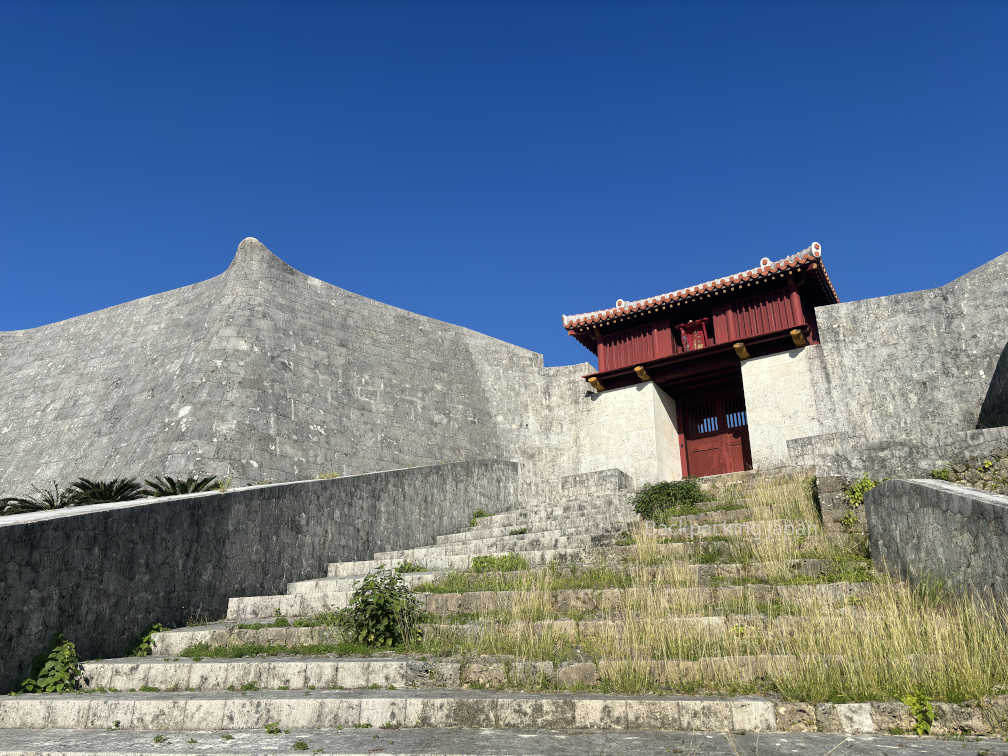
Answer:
[68, 477, 145, 506]
[508, 527, 528, 536]
[469, 509, 491, 527]
[130, 623, 169, 656]
[470, 553, 530, 573]
[153, 734, 168, 743]
[293, 741, 309, 751]
[21, 634, 84, 693]
[143, 475, 219, 496]
[394, 560, 425, 574]
[844, 474, 877, 507]
[317, 472, 341, 480]
[341, 568, 422, 647]
[632, 479, 705, 522]
[264, 721, 282, 734]
[903, 693, 934, 735]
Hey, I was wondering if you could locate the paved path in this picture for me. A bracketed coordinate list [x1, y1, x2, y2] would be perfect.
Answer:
[0, 728, 1004, 755]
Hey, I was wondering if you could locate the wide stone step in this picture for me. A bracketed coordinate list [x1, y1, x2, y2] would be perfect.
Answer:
[288, 569, 448, 594]
[83, 649, 859, 694]
[150, 623, 347, 656]
[7, 727, 989, 755]
[229, 577, 867, 620]
[325, 539, 750, 579]
[475, 497, 634, 527]
[418, 581, 871, 616]
[372, 531, 604, 561]
[438, 517, 631, 544]
[82, 656, 461, 692]
[0, 688, 777, 731]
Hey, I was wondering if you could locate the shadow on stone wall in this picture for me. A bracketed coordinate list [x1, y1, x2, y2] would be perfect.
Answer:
[977, 341, 1008, 429]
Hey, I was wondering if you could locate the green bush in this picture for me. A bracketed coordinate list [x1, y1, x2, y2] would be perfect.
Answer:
[632, 479, 705, 522]
[68, 477, 145, 506]
[394, 560, 425, 574]
[930, 469, 954, 482]
[20, 635, 84, 693]
[341, 568, 422, 648]
[143, 475, 219, 496]
[844, 475, 878, 507]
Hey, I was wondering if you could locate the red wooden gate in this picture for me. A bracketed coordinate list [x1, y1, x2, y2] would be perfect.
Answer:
[680, 384, 752, 477]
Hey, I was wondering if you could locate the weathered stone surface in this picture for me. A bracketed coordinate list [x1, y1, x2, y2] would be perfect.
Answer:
[0, 238, 598, 497]
[785, 250, 1008, 477]
[866, 479, 1008, 601]
[0, 460, 516, 692]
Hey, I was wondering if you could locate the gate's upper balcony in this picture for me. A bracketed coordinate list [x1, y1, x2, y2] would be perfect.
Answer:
[561, 242, 839, 391]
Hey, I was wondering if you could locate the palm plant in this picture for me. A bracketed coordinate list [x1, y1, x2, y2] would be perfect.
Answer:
[68, 477, 145, 505]
[143, 475, 220, 496]
[0, 482, 75, 515]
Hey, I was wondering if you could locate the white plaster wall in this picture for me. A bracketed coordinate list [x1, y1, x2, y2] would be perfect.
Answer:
[574, 382, 682, 485]
[742, 346, 824, 469]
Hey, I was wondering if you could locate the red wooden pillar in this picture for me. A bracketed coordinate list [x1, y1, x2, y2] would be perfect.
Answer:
[787, 281, 807, 329]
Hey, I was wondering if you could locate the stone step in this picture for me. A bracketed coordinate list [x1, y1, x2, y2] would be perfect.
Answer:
[6, 728, 992, 755]
[0, 688, 778, 732]
[228, 580, 870, 619]
[149, 623, 346, 657]
[416, 581, 870, 616]
[426, 613, 813, 638]
[327, 546, 603, 577]
[372, 531, 606, 561]
[326, 539, 755, 579]
[83, 649, 849, 694]
[288, 569, 449, 594]
[294, 558, 838, 598]
[81, 655, 461, 692]
[473, 497, 634, 527]
[441, 513, 638, 544]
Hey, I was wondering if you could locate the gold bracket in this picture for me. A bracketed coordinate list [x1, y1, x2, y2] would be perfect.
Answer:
[790, 328, 808, 347]
[634, 365, 651, 381]
[733, 342, 751, 361]
[587, 376, 605, 392]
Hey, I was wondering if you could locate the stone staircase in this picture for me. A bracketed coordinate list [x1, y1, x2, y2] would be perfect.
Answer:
[3, 468, 1005, 753]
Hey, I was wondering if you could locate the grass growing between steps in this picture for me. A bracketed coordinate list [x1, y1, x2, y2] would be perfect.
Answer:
[408, 474, 1008, 703]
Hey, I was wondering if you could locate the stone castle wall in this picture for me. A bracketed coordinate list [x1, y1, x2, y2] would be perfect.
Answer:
[0, 239, 599, 495]
[783, 251, 1008, 479]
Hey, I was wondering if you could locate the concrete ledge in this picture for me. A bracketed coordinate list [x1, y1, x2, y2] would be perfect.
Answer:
[866, 479, 1008, 600]
[0, 460, 517, 692]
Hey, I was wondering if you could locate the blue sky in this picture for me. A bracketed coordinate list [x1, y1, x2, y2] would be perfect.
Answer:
[2, 1, 1005, 367]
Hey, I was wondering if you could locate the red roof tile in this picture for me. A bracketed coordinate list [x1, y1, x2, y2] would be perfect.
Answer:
[562, 242, 836, 330]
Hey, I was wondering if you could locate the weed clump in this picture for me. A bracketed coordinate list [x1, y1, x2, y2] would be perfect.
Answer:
[341, 567, 422, 647]
[632, 479, 705, 523]
[470, 553, 530, 573]
[20, 634, 84, 693]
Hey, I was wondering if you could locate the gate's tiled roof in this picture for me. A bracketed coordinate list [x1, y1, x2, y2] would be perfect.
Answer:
[562, 242, 836, 330]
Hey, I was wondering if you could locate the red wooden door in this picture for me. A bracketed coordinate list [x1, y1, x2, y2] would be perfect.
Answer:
[682, 385, 751, 477]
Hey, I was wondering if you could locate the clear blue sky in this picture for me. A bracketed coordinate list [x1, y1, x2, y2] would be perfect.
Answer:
[2, 1, 1005, 367]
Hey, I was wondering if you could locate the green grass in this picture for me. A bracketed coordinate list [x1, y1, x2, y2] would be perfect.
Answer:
[469, 553, 530, 572]
[395, 561, 426, 574]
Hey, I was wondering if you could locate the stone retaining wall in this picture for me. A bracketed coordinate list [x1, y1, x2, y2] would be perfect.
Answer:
[0, 459, 517, 693]
[866, 478, 1008, 601]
